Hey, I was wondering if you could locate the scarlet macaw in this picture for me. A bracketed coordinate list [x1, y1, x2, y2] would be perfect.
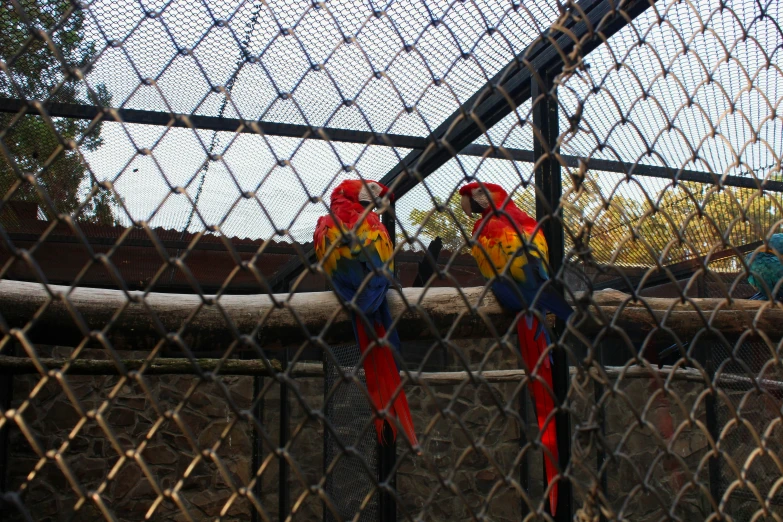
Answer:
[459, 181, 573, 514]
[314, 179, 418, 449]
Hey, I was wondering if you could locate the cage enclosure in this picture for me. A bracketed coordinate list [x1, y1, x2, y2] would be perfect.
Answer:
[0, 0, 782, 520]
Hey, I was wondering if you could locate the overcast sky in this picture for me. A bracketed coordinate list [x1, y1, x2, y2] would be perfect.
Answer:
[63, 0, 780, 253]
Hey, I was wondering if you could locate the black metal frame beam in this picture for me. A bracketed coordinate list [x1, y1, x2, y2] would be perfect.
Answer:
[0, 345, 13, 516]
[0, 97, 427, 149]
[279, 349, 290, 521]
[4, 97, 779, 195]
[378, 203, 398, 522]
[459, 145, 783, 193]
[247, 350, 265, 522]
[533, 68, 572, 521]
[702, 345, 723, 512]
[377, 424, 397, 522]
[518, 390, 530, 517]
[595, 345, 608, 522]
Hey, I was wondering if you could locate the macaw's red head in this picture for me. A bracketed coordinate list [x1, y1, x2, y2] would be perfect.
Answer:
[458, 181, 508, 216]
[331, 179, 393, 209]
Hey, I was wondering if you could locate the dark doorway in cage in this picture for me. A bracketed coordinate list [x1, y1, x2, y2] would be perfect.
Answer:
[711, 340, 783, 519]
[323, 343, 380, 522]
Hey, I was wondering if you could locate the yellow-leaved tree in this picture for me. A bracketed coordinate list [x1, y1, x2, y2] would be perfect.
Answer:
[408, 174, 782, 269]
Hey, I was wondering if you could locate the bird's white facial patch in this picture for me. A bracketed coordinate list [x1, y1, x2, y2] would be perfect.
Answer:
[358, 182, 383, 205]
[471, 187, 490, 209]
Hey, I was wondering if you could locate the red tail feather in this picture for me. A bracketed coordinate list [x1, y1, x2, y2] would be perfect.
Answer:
[355, 319, 419, 450]
[518, 315, 559, 516]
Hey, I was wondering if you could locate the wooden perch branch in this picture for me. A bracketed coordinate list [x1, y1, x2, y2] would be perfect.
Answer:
[0, 354, 779, 393]
[0, 280, 780, 351]
[0, 355, 322, 376]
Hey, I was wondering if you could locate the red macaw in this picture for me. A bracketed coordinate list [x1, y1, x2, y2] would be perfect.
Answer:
[314, 179, 418, 449]
[459, 181, 573, 515]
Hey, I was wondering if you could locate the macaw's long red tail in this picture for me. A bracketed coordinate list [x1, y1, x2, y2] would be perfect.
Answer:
[518, 315, 559, 515]
[355, 318, 418, 451]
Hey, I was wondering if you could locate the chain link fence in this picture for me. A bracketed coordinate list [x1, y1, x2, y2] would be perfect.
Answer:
[1, 0, 782, 520]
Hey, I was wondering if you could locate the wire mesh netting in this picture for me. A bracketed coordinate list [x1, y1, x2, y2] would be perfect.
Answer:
[0, 0, 782, 520]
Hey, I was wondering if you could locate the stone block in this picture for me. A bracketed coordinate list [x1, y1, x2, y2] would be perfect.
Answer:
[143, 444, 178, 465]
[107, 406, 137, 427]
[475, 468, 499, 494]
[113, 463, 142, 499]
[45, 401, 81, 431]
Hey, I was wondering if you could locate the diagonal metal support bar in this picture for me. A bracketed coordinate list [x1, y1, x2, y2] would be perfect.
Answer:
[379, 0, 658, 198]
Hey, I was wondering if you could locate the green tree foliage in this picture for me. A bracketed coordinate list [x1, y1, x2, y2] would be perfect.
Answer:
[0, 0, 115, 225]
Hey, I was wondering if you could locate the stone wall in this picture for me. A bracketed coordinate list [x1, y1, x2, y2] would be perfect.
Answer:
[3, 340, 782, 521]
[5, 346, 259, 521]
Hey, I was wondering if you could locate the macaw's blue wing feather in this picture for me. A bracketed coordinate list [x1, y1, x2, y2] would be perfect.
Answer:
[327, 222, 394, 316]
[526, 250, 550, 282]
[491, 278, 573, 322]
[537, 286, 574, 322]
[525, 256, 573, 321]
[329, 256, 368, 301]
[354, 272, 390, 315]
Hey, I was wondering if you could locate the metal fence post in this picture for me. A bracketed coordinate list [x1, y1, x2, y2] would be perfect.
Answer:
[519, 390, 530, 517]
[704, 346, 722, 512]
[378, 425, 397, 522]
[532, 70, 572, 521]
[251, 378, 265, 522]
[380, 202, 398, 522]
[279, 348, 290, 521]
[249, 346, 264, 522]
[689, 339, 722, 515]
[596, 344, 607, 522]
[382, 200, 398, 280]
[0, 346, 14, 514]
[322, 351, 330, 522]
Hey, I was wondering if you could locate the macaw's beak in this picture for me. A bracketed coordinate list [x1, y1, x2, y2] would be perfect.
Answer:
[461, 194, 473, 216]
